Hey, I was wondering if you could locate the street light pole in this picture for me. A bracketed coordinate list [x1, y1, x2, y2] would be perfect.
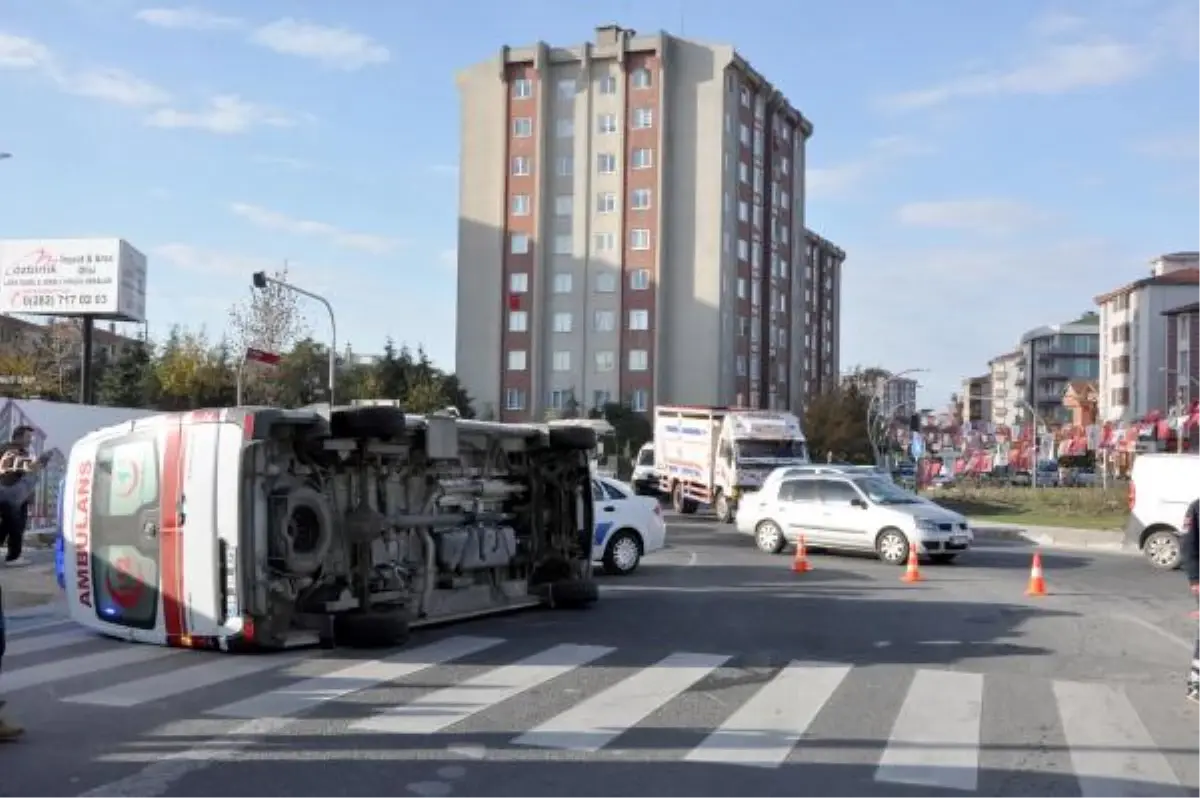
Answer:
[866, 368, 928, 473]
[251, 271, 338, 407]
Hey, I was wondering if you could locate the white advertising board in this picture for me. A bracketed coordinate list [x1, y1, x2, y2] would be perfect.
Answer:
[0, 237, 147, 323]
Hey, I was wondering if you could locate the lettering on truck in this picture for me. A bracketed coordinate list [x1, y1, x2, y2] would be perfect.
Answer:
[74, 459, 94, 607]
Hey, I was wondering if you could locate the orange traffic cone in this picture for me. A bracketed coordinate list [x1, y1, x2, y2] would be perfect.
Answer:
[1025, 551, 1047, 597]
[792, 535, 813, 573]
[900, 547, 923, 583]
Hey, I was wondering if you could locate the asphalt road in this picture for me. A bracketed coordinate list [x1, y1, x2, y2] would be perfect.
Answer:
[1, 515, 1197, 798]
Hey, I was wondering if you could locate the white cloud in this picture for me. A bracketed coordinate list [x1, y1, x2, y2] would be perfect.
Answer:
[229, 202, 403, 254]
[248, 18, 389, 71]
[895, 199, 1048, 235]
[63, 67, 171, 107]
[0, 31, 54, 70]
[1132, 133, 1198, 160]
[145, 95, 297, 134]
[882, 40, 1149, 111]
[807, 135, 935, 199]
[1029, 10, 1087, 39]
[133, 7, 244, 31]
[154, 242, 279, 277]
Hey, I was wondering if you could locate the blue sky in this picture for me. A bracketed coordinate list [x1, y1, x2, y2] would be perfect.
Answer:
[0, 0, 1196, 407]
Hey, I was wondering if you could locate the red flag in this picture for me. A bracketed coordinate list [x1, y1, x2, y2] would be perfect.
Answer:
[245, 347, 281, 366]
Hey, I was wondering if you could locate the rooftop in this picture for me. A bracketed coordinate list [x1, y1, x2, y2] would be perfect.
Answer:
[1094, 267, 1200, 305]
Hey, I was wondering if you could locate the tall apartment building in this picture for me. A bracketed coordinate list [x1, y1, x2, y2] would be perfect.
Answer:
[877, 377, 918, 416]
[959, 375, 991, 425]
[1018, 313, 1100, 425]
[454, 24, 839, 422]
[1095, 253, 1199, 422]
[987, 349, 1023, 427]
[1163, 301, 1198, 408]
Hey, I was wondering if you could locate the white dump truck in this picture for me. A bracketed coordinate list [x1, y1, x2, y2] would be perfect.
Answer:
[654, 405, 810, 522]
[59, 404, 599, 652]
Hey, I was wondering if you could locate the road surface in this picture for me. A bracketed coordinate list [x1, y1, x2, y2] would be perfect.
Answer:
[1, 514, 1197, 797]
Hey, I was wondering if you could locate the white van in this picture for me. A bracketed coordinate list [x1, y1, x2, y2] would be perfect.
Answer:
[1123, 453, 1200, 570]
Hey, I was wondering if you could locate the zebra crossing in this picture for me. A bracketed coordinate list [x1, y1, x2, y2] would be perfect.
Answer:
[4, 619, 1197, 796]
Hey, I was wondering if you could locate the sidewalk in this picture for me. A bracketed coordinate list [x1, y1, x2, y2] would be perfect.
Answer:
[970, 521, 1130, 553]
[0, 552, 61, 610]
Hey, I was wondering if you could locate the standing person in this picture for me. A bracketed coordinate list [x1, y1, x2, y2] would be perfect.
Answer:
[0, 447, 47, 741]
[0, 425, 36, 567]
[1183, 498, 1200, 704]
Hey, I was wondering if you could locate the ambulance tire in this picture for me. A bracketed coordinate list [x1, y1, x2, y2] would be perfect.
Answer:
[331, 406, 406, 440]
[547, 426, 597, 450]
[335, 608, 411, 649]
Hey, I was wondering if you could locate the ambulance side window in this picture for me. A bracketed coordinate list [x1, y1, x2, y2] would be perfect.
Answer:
[98, 439, 159, 517]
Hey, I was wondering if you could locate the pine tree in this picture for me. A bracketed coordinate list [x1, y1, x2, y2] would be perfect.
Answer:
[97, 340, 156, 408]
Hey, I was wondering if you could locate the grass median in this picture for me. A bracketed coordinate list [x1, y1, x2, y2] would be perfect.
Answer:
[928, 484, 1128, 531]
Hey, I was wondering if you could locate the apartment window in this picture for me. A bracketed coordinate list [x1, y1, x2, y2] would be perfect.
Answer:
[553, 272, 573, 293]
[548, 389, 572, 409]
[630, 268, 650, 290]
[509, 272, 528, 293]
[738, 200, 749, 222]
[737, 277, 746, 299]
[504, 388, 525, 410]
[595, 351, 615, 372]
[1110, 355, 1130, 375]
[599, 74, 618, 94]
[552, 351, 571, 372]
[631, 389, 649, 412]
[781, 156, 790, 175]
[1111, 387, 1130, 406]
[739, 124, 750, 147]
[632, 108, 653, 129]
[555, 118, 574, 138]
[554, 235, 572, 255]
[781, 191, 790, 210]
[778, 293, 786, 312]
[596, 192, 617, 213]
[595, 272, 617, 292]
[593, 310, 615, 331]
[737, 238, 748, 261]
[597, 153, 617, 173]
[512, 117, 533, 137]
[631, 148, 653, 169]
[778, 363, 787, 382]
[508, 310, 528, 332]
[554, 195, 572, 216]
[511, 156, 531, 176]
[598, 113, 618, 134]
[512, 79, 532, 99]
[738, 162, 749, 183]
[556, 156, 573, 176]
[629, 349, 649, 371]
[593, 232, 616, 253]
[557, 79, 575, 99]
[631, 188, 651, 210]
[631, 67, 653, 89]
[553, 312, 573, 333]
[740, 86, 750, 107]
[511, 194, 530, 215]
[507, 350, 527, 371]
[510, 233, 529, 255]
[739, 317, 748, 337]
[736, 355, 747, 377]
[629, 309, 649, 330]
[593, 389, 612, 408]
[630, 228, 651, 250]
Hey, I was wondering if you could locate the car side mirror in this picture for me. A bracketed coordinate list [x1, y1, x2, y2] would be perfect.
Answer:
[851, 497, 867, 509]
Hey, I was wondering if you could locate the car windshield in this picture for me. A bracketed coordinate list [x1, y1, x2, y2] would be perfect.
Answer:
[855, 476, 920, 505]
[636, 448, 654, 466]
[599, 478, 631, 498]
[737, 439, 808, 460]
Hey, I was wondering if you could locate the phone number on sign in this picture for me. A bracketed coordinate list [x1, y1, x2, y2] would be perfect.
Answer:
[16, 293, 109, 309]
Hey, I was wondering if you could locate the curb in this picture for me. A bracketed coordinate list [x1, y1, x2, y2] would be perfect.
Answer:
[970, 524, 1134, 555]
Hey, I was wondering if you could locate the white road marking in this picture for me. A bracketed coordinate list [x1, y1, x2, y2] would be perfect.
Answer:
[1054, 680, 1184, 797]
[1115, 612, 1193, 653]
[874, 669, 984, 792]
[686, 662, 850, 768]
[353, 643, 612, 735]
[3, 645, 180, 692]
[514, 651, 729, 752]
[5, 628, 92, 656]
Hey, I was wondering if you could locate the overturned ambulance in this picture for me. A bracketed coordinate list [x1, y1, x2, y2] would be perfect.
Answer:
[60, 405, 599, 651]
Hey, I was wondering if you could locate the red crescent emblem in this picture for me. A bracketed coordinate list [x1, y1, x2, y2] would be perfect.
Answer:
[107, 555, 145, 609]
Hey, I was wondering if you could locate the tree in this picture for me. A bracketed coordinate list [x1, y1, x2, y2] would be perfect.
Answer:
[804, 384, 873, 464]
[0, 351, 39, 399]
[155, 327, 222, 410]
[97, 339, 158, 407]
[34, 318, 81, 399]
[226, 265, 310, 404]
[597, 401, 652, 461]
[404, 373, 449, 414]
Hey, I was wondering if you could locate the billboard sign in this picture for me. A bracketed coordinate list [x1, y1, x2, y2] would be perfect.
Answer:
[0, 238, 148, 323]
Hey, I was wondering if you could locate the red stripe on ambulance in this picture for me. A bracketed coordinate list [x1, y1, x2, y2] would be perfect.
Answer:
[159, 418, 188, 643]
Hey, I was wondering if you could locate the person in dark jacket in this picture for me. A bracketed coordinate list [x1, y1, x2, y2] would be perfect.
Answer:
[0, 447, 44, 741]
[1183, 498, 1199, 703]
[0, 425, 36, 566]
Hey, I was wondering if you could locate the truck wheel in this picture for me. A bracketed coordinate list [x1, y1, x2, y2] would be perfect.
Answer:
[331, 406, 406, 440]
[335, 609, 411, 649]
[714, 492, 734, 523]
[548, 426, 597, 450]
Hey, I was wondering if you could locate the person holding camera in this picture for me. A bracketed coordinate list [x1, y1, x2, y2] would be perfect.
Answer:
[0, 426, 38, 567]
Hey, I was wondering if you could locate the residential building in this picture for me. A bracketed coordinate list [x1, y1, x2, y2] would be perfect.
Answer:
[1095, 253, 1199, 421]
[1163, 300, 1199, 409]
[455, 24, 834, 421]
[960, 375, 991, 425]
[988, 349, 1023, 427]
[1018, 313, 1100, 425]
[877, 376, 917, 417]
[0, 314, 139, 360]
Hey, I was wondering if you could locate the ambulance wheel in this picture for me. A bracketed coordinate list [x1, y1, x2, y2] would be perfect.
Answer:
[335, 609, 411, 649]
[331, 406, 406, 440]
[547, 426, 597, 450]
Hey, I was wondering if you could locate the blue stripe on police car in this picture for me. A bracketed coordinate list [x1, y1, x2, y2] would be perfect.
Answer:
[593, 521, 614, 547]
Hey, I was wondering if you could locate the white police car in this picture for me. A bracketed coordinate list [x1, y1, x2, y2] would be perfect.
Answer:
[591, 475, 666, 575]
